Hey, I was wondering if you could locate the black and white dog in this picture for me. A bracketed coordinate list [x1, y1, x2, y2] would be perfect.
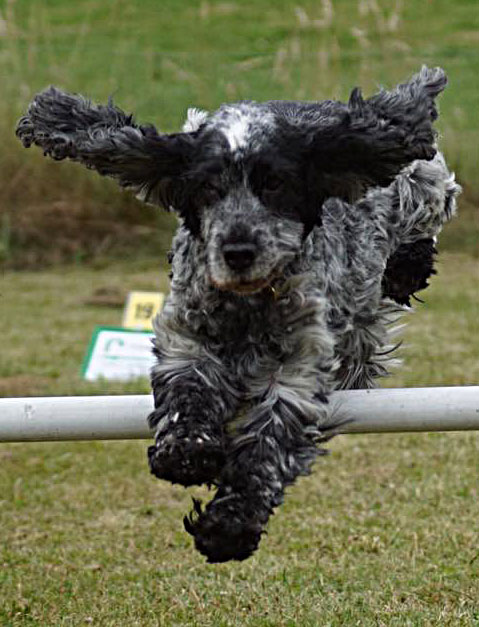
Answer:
[17, 67, 459, 562]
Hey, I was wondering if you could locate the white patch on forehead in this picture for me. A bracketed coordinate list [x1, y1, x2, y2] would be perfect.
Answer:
[209, 105, 276, 156]
[222, 111, 251, 152]
[182, 108, 209, 132]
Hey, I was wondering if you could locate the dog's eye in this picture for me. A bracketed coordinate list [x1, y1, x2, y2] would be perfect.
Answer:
[262, 174, 283, 194]
[200, 182, 223, 205]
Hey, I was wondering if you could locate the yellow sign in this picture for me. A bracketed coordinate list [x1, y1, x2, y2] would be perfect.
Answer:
[122, 291, 165, 330]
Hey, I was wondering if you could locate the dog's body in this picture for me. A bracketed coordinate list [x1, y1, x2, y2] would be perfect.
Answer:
[17, 67, 459, 562]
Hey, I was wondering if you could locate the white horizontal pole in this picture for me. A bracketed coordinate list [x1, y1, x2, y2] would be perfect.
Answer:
[0, 387, 478, 443]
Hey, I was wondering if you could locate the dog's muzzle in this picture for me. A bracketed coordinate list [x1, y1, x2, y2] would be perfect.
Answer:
[222, 242, 257, 272]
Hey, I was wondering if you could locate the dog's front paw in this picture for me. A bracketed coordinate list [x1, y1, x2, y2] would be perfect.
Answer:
[148, 432, 225, 487]
[183, 494, 266, 563]
[147, 412, 225, 487]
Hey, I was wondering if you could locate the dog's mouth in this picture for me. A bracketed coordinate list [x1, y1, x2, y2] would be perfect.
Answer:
[210, 276, 273, 295]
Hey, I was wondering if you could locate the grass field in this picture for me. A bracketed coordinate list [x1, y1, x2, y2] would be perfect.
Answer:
[1, 0, 479, 266]
[1, 250, 478, 624]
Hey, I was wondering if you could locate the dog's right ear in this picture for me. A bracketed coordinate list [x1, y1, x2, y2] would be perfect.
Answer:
[16, 86, 196, 208]
[297, 67, 448, 203]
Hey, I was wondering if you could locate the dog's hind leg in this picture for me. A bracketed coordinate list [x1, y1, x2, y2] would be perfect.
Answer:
[369, 152, 460, 306]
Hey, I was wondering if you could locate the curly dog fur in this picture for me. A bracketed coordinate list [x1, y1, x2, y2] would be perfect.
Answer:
[17, 66, 460, 562]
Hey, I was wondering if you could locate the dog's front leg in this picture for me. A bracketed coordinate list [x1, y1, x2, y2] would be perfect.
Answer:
[183, 291, 341, 562]
[147, 326, 240, 487]
[183, 286, 340, 562]
[184, 380, 336, 562]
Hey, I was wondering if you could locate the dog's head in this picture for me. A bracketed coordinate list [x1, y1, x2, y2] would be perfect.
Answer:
[175, 103, 318, 293]
[17, 67, 447, 294]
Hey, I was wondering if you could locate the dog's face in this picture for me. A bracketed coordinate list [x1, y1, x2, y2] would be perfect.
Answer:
[200, 182, 305, 294]
[176, 105, 314, 293]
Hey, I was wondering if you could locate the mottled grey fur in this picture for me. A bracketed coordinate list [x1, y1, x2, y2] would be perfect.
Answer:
[16, 66, 460, 563]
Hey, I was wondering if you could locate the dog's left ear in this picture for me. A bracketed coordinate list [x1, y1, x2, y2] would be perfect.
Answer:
[307, 66, 448, 201]
[16, 86, 197, 209]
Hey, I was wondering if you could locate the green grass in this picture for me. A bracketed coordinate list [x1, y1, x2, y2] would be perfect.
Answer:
[1, 251, 478, 624]
[1, 0, 478, 266]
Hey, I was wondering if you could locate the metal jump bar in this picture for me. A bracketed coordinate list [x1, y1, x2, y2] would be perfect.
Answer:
[0, 387, 478, 443]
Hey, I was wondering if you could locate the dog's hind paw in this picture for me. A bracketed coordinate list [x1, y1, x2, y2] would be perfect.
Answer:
[183, 494, 266, 563]
[147, 425, 225, 487]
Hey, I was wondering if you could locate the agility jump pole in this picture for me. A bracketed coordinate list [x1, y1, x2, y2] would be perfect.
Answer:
[0, 387, 478, 443]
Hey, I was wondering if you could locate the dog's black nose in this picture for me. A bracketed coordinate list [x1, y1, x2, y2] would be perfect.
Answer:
[223, 242, 257, 271]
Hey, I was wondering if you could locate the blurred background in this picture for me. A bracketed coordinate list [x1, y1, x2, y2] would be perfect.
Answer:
[1, 0, 478, 268]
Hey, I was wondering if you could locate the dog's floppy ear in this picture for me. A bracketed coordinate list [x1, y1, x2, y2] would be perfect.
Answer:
[16, 86, 196, 208]
[308, 66, 448, 201]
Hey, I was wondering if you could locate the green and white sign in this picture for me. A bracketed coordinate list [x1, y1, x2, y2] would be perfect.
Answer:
[82, 326, 155, 381]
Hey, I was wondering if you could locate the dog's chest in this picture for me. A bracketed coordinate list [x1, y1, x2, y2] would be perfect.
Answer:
[187, 292, 291, 349]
